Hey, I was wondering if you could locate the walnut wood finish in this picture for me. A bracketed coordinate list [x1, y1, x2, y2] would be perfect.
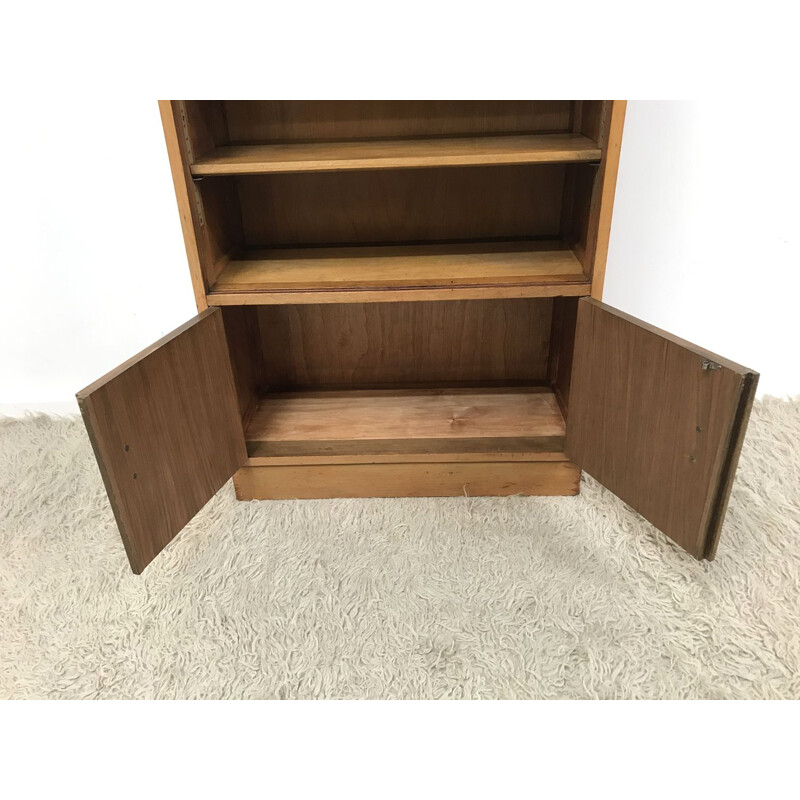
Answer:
[548, 297, 579, 416]
[233, 460, 581, 500]
[247, 387, 563, 441]
[220, 306, 264, 421]
[234, 164, 565, 247]
[565, 298, 758, 559]
[77, 309, 246, 573]
[163, 101, 623, 304]
[244, 388, 565, 463]
[251, 299, 554, 389]
[221, 101, 574, 143]
[208, 282, 591, 306]
[246, 442, 569, 465]
[159, 103, 245, 302]
[211, 241, 587, 294]
[561, 101, 626, 296]
[191, 133, 601, 176]
[81, 102, 641, 574]
[159, 101, 209, 311]
[77, 101, 762, 571]
[587, 101, 626, 298]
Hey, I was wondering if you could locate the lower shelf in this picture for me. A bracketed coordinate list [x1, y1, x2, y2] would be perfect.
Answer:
[233, 461, 580, 499]
[245, 386, 567, 464]
[241, 387, 575, 497]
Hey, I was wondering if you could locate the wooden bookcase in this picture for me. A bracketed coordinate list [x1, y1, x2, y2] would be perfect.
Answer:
[77, 101, 758, 574]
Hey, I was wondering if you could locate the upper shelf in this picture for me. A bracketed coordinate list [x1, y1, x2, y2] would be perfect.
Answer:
[190, 133, 602, 176]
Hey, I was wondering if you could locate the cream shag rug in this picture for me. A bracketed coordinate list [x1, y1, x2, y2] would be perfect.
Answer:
[1, 399, 799, 700]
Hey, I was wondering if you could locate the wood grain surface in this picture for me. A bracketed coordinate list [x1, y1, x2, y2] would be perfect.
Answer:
[587, 101, 626, 298]
[548, 297, 579, 416]
[245, 387, 565, 463]
[247, 387, 563, 441]
[565, 298, 758, 559]
[253, 299, 554, 388]
[163, 101, 620, 307]
[233, 460, 581, 500]
[222, 100, 573, 143]
[208, 282, 591, 306]
[158, 101, 209, 311]
[211, 241, 587, 293]
[235, 164, 565, 246]
[245, 440, 569, 465]
[77, 309, 246, 573]
[191, 133, 601, 175]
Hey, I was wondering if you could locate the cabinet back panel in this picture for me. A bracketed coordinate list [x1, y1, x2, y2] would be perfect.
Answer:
[248, 299, 553, 389]
[236, 164, 565, 247]
[222, 101, 573, 144]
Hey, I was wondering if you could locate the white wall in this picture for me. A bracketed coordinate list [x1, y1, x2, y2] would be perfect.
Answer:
[604, 101, 799, 398]
[0, 98, 198, 415]
[1, 100, 797, 415]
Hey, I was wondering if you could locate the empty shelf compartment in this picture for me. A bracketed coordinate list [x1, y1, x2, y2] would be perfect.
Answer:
[245, 387, 567, 463]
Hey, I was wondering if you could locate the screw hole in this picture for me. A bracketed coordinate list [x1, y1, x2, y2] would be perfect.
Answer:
[695, 426, 702, 433]
[132, 473, 138, 479]
[689, 456, 696, 463]
[124, 444, 130, 451]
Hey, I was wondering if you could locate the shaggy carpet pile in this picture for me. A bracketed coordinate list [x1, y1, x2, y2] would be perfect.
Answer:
[1, 399, 798, 699]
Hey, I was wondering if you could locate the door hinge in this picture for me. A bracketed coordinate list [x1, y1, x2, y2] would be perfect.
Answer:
[701, 358, 722, 372]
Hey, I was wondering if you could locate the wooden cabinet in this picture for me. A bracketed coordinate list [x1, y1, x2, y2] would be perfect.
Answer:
[77, 101, 758, 573]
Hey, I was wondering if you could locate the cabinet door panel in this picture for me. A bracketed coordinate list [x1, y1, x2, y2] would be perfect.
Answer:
[565, 298, 757, 559]
[77, 308, 246, 573]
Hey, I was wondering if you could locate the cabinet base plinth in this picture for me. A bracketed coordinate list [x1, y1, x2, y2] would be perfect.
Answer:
[233, 461, 581, 500]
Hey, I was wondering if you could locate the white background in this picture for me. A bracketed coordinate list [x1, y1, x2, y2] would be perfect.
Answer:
[1, 99, 797, 414]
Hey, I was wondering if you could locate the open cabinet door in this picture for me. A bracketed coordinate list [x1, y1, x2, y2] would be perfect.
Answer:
[77, 308, 247, 574]
[565, 298, 758, 560]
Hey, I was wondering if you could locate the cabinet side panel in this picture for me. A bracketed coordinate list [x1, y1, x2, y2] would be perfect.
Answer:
[562, 101, 626, 296]
[588, 101, 626, 299]
[159, 100, 209, 311]
[160, 102, 245, 304]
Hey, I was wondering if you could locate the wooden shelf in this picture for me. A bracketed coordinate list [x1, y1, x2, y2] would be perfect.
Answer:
[191, 133, 601, 175]
[208, 240, 590, 304]
[245, 387, 567, 464]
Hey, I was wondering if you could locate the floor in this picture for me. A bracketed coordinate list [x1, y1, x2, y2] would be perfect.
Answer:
[1, 399, 798, 699]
